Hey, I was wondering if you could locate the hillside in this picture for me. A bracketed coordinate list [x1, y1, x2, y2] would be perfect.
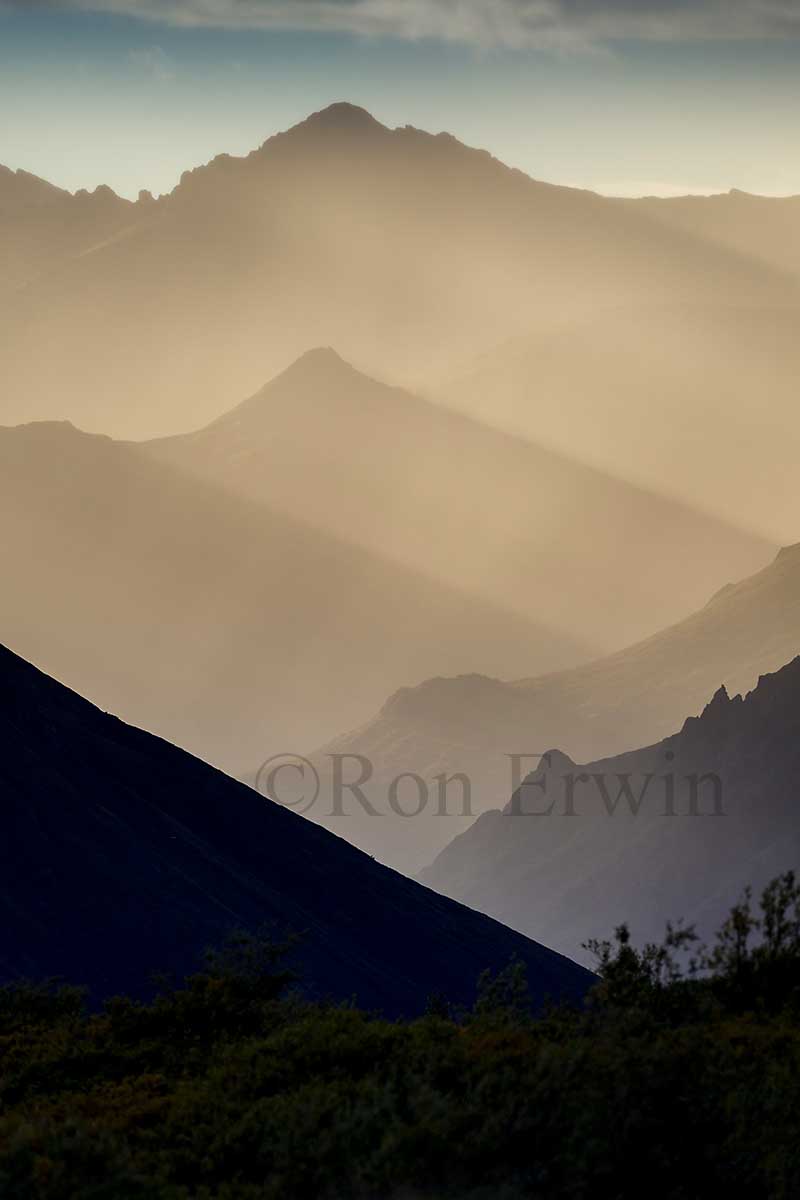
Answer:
[147, 347, 769, 651]
[440, 302, 800, 543]
[0, 165, 141, 298]
[0, 420, 580, 777]
[420, 655, 800, 964]
[0, 641, 591, 1012]
[312, 544, 800, 872]
[628, 188, 800, 282]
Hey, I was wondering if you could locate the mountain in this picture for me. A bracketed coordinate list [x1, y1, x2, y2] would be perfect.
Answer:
[0, 164, 69, 211]
[0, 104, 796, 437]
[420, 656, 800, 965]
[438, 302, 800, 544]
[0, 419, 580, 778]
[0, 166, 140, 299]
[627, 189, 800, 283]
[312, 543, 800, 872]
[0, 641, 592, 1012]
[146, 347, 770, 652]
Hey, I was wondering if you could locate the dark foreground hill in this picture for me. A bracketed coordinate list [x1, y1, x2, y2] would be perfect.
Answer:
[421, 656, 800, 964]
[0, 643, 591, 1013]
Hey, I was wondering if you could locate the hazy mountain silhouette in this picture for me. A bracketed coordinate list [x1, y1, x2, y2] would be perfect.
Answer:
[0, 164, 68, 210]
[0, 419, 583, 777]
[0, 165, 140, 299]
[440, 302, 800, 544]
[0, 641, 592, 1012]
[0, 103, 796, 437]
[313, 544, 800, 872]
[420, 655, 800, 965]
[147, 348, 770, 652]
[628, 189, 800, 282]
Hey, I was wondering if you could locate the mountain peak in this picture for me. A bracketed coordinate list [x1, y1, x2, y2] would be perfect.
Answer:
[703, 683, 731, 712]
[276, 346, 360, 384]
[284, 103, 388, 143]
[293, 345, 346, 367]
[774, 542, 800, 565]
[539, 749, 578, 773]
[303, 102, 384, 131]
[194, 348, 369, 436]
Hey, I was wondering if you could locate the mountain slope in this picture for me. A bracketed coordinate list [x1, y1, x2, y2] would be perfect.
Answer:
[0, 165, 69, 211]
[420, 656, 800, 964]
[312, 544, 800, 871]
[147, 348, 770, 651]
[0, 166, 141, 299]
[0, 420, 580, 778]
[628, 189, 800, 282]
[0, 642, 592, 1012]
[0, 103, 795, 437]
[440, 302, 800, 544]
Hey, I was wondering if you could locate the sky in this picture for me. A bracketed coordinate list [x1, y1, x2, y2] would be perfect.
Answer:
[1, 0, 799, 200]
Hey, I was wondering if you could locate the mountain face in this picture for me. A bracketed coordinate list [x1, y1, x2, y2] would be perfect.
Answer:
[0, 165, 69, 212]
[419, 656, 800, 965]
[311, 544, 800, 873]
[0, 166, 139, 299]
[0, 104, 796, 438]
[439, 302, 800, 545]
[0, 419, 581, 778]
[147, 348, 769, 653]
[0, 642, 592, 1012]
[626, 189, 800, 283]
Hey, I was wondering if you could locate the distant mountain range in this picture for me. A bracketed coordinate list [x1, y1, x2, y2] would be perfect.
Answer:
[4, 102, 799, 901]
[0, 163, 141, 298]
[0, 642, 592, 1012]
[314, 543, 800, 872]
[1, 103, 797, 440]
[420, 655, 800, 965]
[0, 418, 573, 774]
[146, 346, 769, 652]
[2, 345, 772, 784]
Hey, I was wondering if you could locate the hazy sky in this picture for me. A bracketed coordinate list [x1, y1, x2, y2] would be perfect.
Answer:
[2, 0, 799, 199]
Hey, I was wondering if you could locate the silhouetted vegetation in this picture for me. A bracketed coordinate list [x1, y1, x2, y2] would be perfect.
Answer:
[3, 877, 800, 1199]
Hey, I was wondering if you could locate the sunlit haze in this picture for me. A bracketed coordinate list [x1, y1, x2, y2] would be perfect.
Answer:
[4, 7, 800, 1187]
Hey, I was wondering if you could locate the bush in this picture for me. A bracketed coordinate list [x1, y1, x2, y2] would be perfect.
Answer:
[2, 880, 800, 1198]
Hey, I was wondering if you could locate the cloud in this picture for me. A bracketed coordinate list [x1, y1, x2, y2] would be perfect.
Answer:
[12, 1, 800, 48]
